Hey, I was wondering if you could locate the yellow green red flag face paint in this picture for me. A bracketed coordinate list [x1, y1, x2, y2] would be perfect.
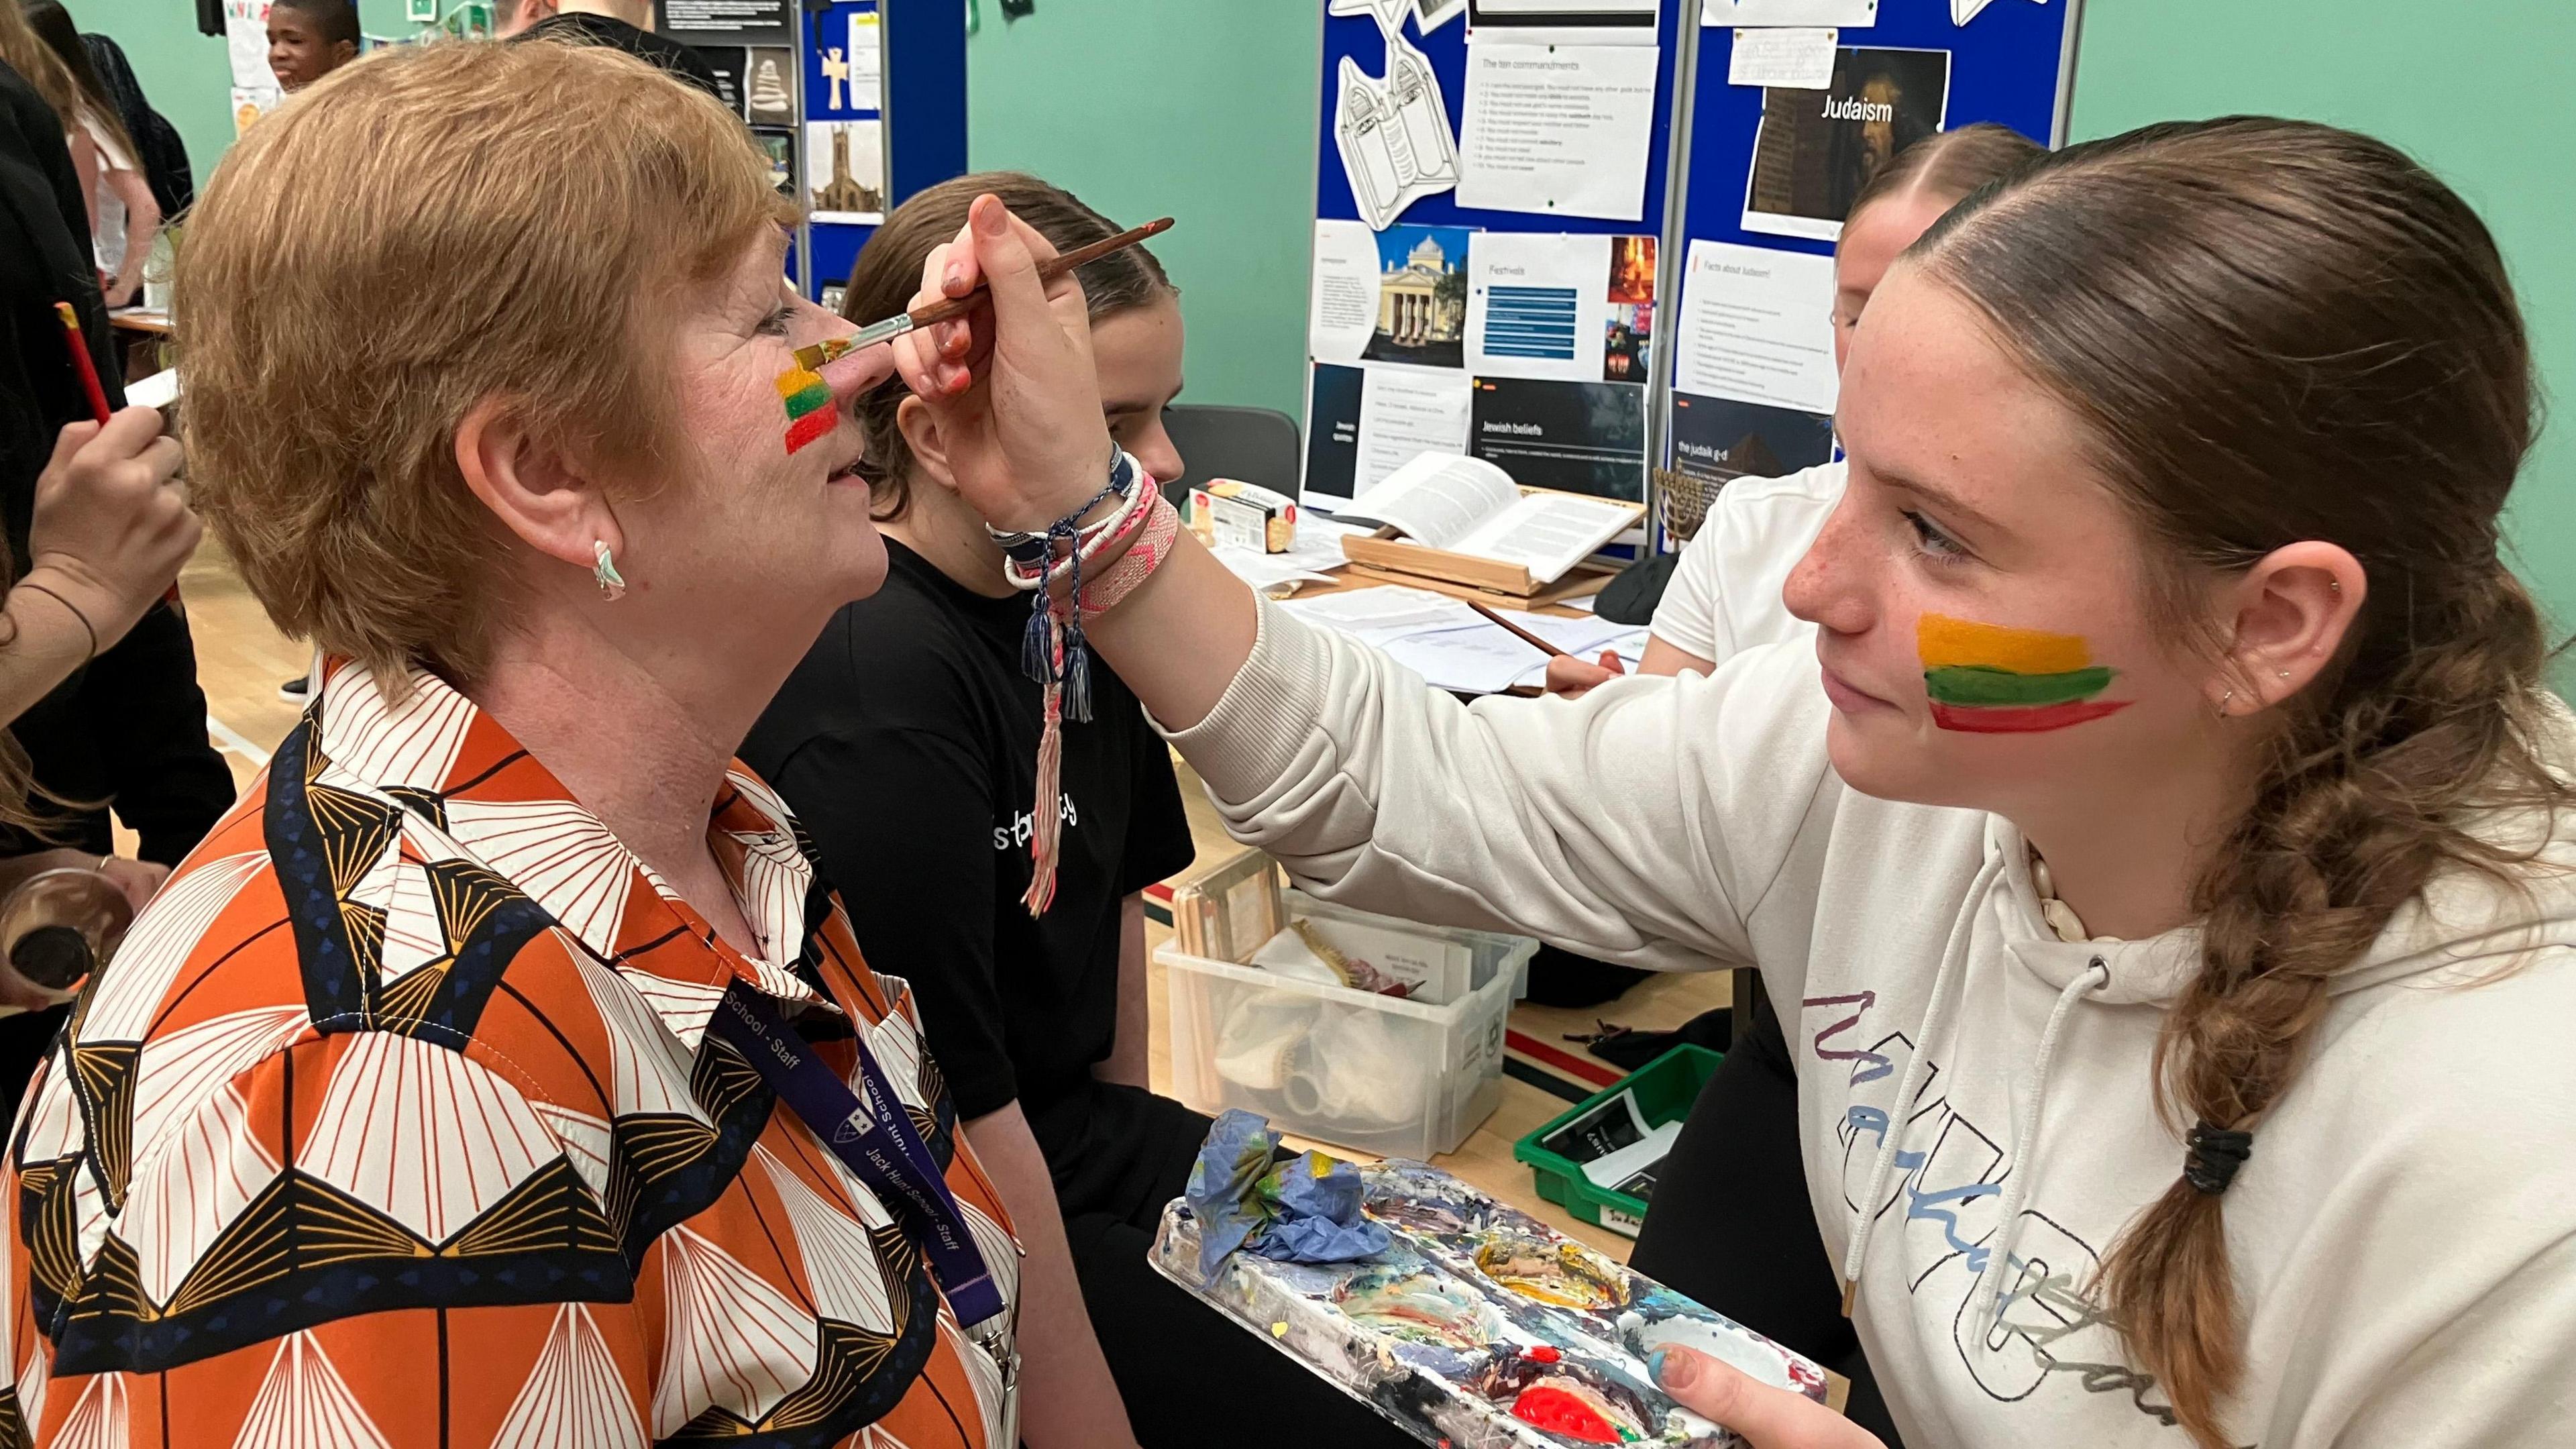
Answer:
[1917, 613, 2131, 733]
[775, 362, 835, 453]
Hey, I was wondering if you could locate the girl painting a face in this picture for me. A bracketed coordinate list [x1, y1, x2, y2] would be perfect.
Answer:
[890, 116, 2576, 1449]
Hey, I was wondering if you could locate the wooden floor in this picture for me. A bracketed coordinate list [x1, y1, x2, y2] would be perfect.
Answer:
[182, 544, 1733, 1264]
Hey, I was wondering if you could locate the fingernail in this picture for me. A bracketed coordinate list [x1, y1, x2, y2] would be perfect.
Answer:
[945, 265, 965, 290]
[975, 201, 1007, 237]
[1650, 1348, 1693, 1391]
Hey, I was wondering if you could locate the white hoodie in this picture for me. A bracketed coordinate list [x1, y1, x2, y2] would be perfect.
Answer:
[1163, 602, 2576, 1448]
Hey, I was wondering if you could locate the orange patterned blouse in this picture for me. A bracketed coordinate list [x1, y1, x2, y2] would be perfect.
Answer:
[0, 663, 1022, 1448]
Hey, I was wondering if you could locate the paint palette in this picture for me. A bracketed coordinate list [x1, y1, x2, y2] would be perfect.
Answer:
[1152, 1160, 1827, 1448]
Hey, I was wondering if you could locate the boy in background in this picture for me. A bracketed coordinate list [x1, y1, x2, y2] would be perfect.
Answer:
[266, 0, 358, 92]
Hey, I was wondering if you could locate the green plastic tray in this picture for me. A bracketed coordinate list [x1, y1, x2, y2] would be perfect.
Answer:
[1511, 1044, 1721, 1238]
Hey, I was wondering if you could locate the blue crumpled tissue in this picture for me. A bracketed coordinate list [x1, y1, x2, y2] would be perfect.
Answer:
[1185, 1109, 1391, 1281]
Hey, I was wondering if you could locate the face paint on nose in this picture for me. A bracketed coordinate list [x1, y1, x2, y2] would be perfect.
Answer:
[776, 362, 835, 453]
[1918, 614, 2130, 733]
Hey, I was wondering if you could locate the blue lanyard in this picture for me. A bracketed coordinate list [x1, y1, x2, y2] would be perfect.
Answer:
[706, 981, 1008, 1330]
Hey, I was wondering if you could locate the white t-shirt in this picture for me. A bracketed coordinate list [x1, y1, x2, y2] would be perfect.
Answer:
[1647, 460, 1846, 664]
[80, 110, 138, 277]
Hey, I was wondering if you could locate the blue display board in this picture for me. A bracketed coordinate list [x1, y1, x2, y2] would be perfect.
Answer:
[1676, 1, 2076, 257]
[1303, 1, 1689, 512]
[1660, 0, 2080, 529]
[798, 0, 969, 299]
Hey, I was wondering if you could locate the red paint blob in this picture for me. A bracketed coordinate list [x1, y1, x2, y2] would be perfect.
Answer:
[1523, 1344, 1562, 1363]
[1511, 1385, 1621, 1445]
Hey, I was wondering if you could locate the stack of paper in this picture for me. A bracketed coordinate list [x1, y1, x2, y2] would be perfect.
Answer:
[1208, 514, 1372, 596]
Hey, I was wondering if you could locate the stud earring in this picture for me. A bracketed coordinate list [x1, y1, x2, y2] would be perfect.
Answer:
[2277, 669, 2290, 680]
[593, 541, 627, 601]
[2215, 689, 2235, 720]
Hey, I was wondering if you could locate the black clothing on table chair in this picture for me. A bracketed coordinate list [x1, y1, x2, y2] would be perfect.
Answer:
[517, 13, 724, 99]
[744, 538, 1197, 1124]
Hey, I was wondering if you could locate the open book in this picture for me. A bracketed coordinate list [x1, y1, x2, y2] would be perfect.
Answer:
[1344, 452, 1642, 586]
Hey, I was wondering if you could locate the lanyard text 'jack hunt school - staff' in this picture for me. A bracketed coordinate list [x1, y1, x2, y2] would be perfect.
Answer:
[705, 981, 1008, 1331]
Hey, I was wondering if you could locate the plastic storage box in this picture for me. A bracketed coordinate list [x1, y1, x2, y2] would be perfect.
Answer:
[1160, 894, 1537, 1160]
[1514, 1045, 1722, 1238]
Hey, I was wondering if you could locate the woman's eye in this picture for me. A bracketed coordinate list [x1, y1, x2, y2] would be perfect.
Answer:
[757, 305, 796, 337]
[1902, 508, 1968, 561]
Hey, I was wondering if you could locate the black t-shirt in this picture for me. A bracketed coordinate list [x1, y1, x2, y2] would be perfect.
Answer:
[518, 13, 724, 99]
[743, 540, 1196, 1125]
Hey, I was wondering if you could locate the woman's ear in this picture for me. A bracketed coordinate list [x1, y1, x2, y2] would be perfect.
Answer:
[896, 394, 961, 493]
[2215, 540, 2367, 713]
[455, 397, 619, 574]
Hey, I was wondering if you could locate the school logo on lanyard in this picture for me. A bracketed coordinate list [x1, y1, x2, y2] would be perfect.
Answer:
[833, 1108, 875, 1145]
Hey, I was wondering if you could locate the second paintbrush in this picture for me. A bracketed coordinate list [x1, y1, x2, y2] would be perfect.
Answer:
[796, 215, 1176, 370]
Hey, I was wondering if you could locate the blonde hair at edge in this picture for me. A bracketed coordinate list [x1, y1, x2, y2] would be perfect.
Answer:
[177, 40, 796, 688]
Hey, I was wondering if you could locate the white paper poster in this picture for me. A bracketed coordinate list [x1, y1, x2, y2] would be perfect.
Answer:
[1454, 44, 1659, 223]
[1711, 0, 1878, 24]
[847, 12, 882, 100]
[1464, 232, 1658, 384]
[1467, 233, 1607, 382]
[224, 0, 274, 90]
[1674, 239, 1839, 415]
[1335, 31, 1462, 229]
[1728, 27, 1837, 87]
[1356, 369, 1475, 495]
[1311, 219, 1384, 364]
[229, 85, 281, 136]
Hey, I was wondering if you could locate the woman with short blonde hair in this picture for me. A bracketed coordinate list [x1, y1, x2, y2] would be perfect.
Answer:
[3, 40, 1031, 1448]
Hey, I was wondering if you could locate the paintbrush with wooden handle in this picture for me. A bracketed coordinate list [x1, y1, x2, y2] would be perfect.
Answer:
[796, 216, 1177, 370]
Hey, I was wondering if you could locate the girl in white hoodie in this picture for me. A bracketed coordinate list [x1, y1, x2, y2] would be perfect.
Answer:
[890, 118, 2576, 1449]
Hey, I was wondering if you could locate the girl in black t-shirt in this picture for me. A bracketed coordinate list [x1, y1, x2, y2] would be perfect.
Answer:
[742, 172, 1412, 1449]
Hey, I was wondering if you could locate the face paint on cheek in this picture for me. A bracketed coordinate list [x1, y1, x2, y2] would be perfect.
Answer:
[1917, 614, 2131, 733]
[775, 362, 835, 453]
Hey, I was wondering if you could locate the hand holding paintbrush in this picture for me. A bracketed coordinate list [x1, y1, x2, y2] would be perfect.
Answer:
[27, 303, 200, 650]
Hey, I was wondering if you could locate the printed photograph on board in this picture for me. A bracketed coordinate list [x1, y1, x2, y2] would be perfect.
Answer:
[1603, 234, 1656, 382]
[1362, 224, 1473, 369]
[1468, 376, 1647, 501]
[1743, 46, 1951, 241]
[805, 119, 884, 223]
[752, 127, 796, 199]
[700, 47, 745, 117]
[1668, 392, 1837, 488]
[744, 46, 796, 124]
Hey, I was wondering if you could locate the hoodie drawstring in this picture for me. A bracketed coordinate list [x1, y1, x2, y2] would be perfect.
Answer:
[1971, 953, 2112, 1330]
[1838, 849, 2008, 1315]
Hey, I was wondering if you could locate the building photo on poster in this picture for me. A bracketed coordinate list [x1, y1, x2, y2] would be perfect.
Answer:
[1743, 45, 1950, 241]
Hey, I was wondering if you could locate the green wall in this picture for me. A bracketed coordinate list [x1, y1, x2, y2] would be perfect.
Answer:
[66, 0, 413, 203]
[2069, 0, 2576, 641]
[965, 0, 1320, 424]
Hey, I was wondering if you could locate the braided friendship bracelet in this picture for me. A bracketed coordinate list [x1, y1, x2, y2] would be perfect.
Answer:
[15, 581, 97, 661]
[1077, 490, 1181, 619]
[1003, 466, 1156, 592]
[2182, 1122, 2253, 1195]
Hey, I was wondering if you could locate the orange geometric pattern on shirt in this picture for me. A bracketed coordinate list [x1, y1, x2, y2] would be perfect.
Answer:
[0, 663, 1019, 1449]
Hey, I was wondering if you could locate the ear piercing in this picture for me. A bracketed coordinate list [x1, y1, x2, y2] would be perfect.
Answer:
[593, 541, 627, 601]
